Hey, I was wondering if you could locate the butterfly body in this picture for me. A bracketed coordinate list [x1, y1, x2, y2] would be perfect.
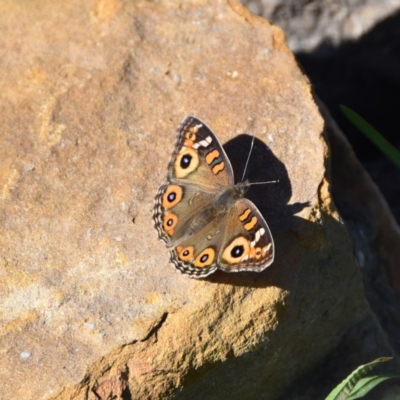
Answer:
[153, 116, 274, 278]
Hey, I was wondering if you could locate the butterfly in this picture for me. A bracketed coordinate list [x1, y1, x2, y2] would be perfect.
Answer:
[153, 116, 274, 278]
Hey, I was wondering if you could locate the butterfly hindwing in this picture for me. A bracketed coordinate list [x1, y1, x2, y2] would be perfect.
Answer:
[153, 180, 219, 247]
[167, 198, 274, 277]
[168, 212, 227, 277]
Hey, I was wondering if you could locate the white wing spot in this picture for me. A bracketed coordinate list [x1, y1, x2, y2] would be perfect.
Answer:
[193, 123, 203, 132]
[251, 227, 265, 247]
[193, 136, 212, 149]
[263, 243, 272, 253]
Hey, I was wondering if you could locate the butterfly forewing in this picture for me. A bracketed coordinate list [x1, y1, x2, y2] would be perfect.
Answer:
[217, 198, 274, 272]
[167, 116, 234, 191]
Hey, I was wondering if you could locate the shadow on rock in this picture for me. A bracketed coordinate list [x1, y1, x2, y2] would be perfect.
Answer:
[203, 134, 315, 289]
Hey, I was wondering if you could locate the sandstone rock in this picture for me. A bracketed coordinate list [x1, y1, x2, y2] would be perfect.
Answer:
[0, 0, 385, 399]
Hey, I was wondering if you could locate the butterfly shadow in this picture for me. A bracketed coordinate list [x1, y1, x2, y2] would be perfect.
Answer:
[204, 134, 312, 289]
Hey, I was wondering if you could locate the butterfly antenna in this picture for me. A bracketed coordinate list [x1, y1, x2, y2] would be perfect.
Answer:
[241, 137, 255, 181]
[249, 180, 279, 186]
[241, 136, 279, 186]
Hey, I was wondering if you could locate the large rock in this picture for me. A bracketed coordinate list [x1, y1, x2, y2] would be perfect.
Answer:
[0, 0, 385, 399]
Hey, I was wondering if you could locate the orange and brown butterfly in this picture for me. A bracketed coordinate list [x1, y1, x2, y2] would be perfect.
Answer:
[153, 116, 274, 278]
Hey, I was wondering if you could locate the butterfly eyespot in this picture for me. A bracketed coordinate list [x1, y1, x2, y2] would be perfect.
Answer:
[180, 154, 192, 169]
[175, 148, 199, 178]
[222, 236, 250, 264]
[231, 245, 244, 258]
[194, 248, 215, 268]
[168, 192, 176, 201]
[162, 185, 183, 209]
[163, 212, 178, 235]
[185, 130, 196, 141]
[176, 245, 194, 261]
[251, 247, 263, 260]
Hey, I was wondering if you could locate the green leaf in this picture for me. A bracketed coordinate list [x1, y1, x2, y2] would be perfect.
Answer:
[347, 374, 400, 399]
[340, 105, 400, 169]
[325, 357, 394, 400]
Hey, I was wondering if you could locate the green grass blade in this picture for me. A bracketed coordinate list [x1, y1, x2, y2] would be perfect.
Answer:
[340, 105, 400, 169]
[325, 357, 393, 400]
[347, 374, 400, 399]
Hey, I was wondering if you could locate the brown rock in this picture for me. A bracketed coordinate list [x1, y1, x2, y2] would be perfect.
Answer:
[0, 0, 387, 399]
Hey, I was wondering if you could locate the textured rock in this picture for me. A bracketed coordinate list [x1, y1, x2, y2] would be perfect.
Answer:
[282, 102, 400, 399]
[0, 0, 380, 399]
[241, 0, 400, 52]
[242, 0, 400, 228]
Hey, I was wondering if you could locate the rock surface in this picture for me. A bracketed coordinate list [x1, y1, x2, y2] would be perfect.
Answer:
[242, 0, 400, 250]
[242, 0, 400, 52]
[0, 0, 386, 399]
[282, 102, 400, 399]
